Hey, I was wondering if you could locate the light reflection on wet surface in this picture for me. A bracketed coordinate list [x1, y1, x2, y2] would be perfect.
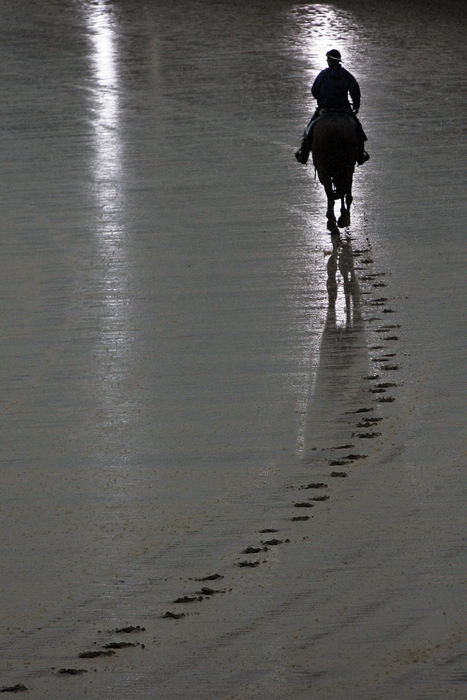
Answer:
[0, 0, 465, 696]
[85, 1, 134, 435]
[291, 4, 359, 72]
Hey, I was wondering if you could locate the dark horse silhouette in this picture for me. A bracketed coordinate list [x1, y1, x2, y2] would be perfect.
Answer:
[311, 112, 358, 233]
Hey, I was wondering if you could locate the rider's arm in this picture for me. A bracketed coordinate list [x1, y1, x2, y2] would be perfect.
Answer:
[348, 73, 361, 112]
[311, 70, 324, 101]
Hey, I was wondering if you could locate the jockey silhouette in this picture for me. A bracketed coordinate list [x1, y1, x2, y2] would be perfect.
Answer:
[295, 49, 369, 166]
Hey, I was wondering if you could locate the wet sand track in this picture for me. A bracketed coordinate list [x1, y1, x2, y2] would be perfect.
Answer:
[0, 0, 465, 697]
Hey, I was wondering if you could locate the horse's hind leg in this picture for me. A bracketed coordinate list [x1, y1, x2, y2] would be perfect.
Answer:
[338, 193, 353, 229]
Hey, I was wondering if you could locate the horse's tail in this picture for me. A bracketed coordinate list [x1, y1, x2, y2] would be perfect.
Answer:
[328, 133, 356, 199]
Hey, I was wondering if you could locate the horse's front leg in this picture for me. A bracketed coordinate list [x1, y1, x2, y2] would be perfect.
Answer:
[325, 186, 338, 232]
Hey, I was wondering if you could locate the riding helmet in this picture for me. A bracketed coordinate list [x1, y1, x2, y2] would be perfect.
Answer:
[326, 49, 342, 62]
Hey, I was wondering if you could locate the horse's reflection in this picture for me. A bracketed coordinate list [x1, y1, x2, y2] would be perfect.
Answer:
[301, 235, 368, 456]
[326, 234, 361, 317]
[321, 235, 364, 375]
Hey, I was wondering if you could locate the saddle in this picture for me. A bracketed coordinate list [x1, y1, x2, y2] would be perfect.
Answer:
[295, 109, 366, 165]
[306, 109, 355, 139]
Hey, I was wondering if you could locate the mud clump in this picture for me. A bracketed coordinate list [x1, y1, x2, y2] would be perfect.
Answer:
[329, 459, 349, 466]
[0, 686, 28, 694]
[357, 417, 383, 427]
[259, 528, 278, 533]
[112, 625, 145, 634]
[344, 454, 367, 461]
[375, 325, 400, 333]
[58, 669, 88, 676]
[330, 471, 348, 478]
[354, 431, 381, 439]
[242, 546, 265, 554]
[299, 482, 328, 489]
[291, 515, 310, 521]
[161, 611, 185, 619]
[237, 561, 260, 568]
[196, 574, 223, 582]
[79, 650, 115, 659]
[262, 539, 288, 546]
[294, 502, 314, 508]
[311, 495, 330, 502]
[173, 596, 203, 604]
[197, 587, 225, 596]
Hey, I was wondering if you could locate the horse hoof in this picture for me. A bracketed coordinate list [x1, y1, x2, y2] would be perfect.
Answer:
[327, 220, 338, 233]
[338, 215, 350, 229]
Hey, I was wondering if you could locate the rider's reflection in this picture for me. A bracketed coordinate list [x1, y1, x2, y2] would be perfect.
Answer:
[302, 237, 368, 456]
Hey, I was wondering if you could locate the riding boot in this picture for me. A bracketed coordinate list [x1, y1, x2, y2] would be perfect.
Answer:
[354, 117, 369, 165]
[356, 140, 370, 165]
[295, 110, 320, 165]
[295, 135, 310, 164]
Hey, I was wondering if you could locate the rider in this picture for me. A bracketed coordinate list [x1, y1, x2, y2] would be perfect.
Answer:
[295, 49, 369, 166]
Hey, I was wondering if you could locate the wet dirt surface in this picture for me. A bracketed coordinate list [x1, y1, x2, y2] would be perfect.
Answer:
[0, 0, 465, 698]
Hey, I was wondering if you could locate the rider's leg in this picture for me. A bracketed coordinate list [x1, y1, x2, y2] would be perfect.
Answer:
[353, 114, 369, 165]
[295, 108, 320, 164]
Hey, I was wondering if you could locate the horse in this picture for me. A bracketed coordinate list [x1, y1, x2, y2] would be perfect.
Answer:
[311, 112, 358, 233]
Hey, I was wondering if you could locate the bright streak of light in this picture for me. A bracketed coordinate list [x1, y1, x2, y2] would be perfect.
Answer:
[291, 3, 359, 77]
[87, 3, 122, 196]
[83, 0, 134, 438]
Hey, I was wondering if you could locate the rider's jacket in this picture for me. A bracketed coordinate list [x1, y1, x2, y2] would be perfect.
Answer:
[311, 65, 360, 112]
